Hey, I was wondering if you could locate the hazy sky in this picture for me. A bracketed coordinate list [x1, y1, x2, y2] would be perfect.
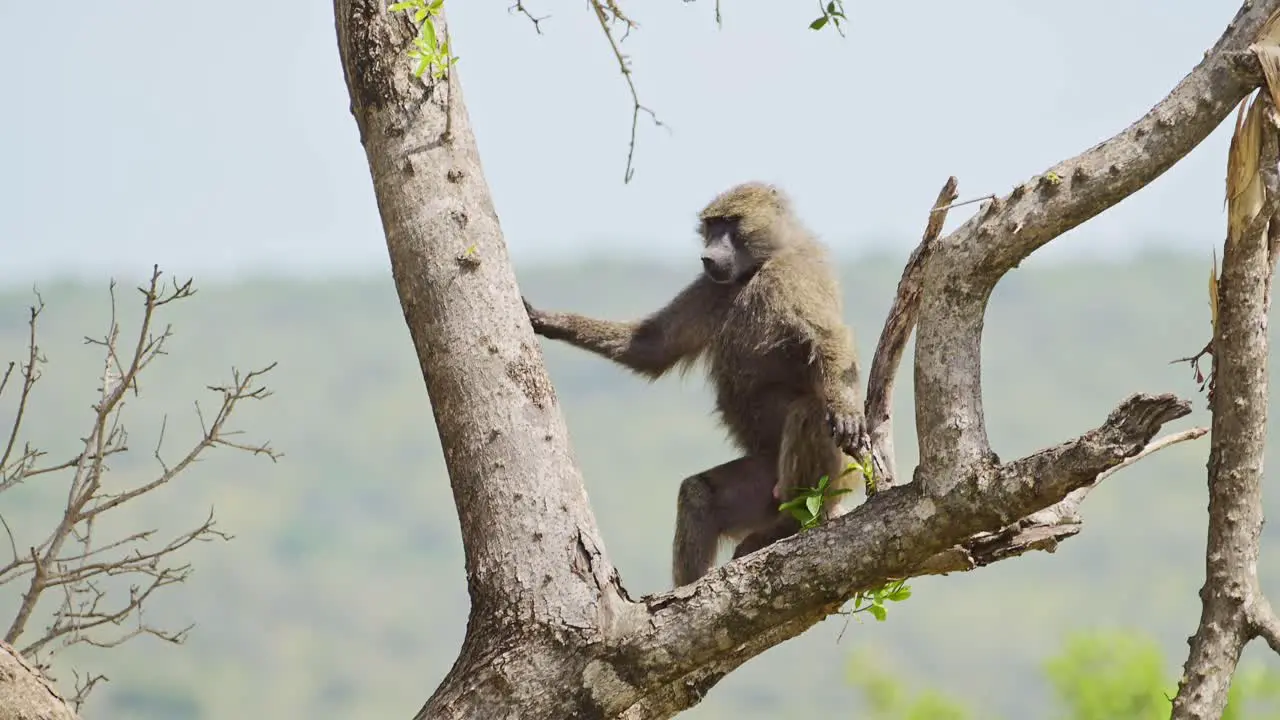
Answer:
[0, 0, 1248, 282]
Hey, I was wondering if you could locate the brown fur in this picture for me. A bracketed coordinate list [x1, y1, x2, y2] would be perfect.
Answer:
[524, 181, 866, 587]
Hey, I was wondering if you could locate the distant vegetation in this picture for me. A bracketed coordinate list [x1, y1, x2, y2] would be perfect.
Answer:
[2, 250, 1279, 719]
[848, 630, 1280, 719]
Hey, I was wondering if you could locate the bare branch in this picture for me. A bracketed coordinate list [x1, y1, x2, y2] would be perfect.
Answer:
[1098, 426, 1210, 482]
[915, 426, 1209, 576]
[588, 0, 665, 183]
[864, 176, 958, 492]
[0, 296, 46, 489]
[0, 515, 17, 567]
[68, 668, 106, 712]
[0, 269, 276, 699]
[509, 0, 549, 33]
[80, 364, 280, 521]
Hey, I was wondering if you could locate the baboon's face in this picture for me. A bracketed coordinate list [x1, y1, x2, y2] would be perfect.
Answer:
[700, 217, 757, 284]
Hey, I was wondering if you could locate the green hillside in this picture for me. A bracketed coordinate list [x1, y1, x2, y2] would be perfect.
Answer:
[1, 250, 1277, 719]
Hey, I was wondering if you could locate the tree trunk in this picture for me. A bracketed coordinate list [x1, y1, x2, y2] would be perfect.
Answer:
[333, 3, 635, 717]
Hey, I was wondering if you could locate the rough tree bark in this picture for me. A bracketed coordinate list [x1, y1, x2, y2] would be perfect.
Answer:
[0, 641, 77, 720]
[332, 2, 1280, 719]
[1170, 111, 1276, 718]
[331, 3, 632, 718]
[1170, 15, 1280, 716]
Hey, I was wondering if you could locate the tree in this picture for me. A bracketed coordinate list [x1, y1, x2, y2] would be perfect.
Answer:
[327, 1, 1280, 717]
[0, 270, 276, 719]
[1167, 12, 1280, 718]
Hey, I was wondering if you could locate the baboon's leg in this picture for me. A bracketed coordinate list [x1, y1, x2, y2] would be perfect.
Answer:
[673, 455, 777, 587]
[733, 399, 848, 561]
[775, 398, 849, 508]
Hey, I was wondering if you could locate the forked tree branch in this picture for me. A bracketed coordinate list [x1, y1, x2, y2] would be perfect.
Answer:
[856, 176, 1205, 573]
[911, 0, 1280, 494]
[862, 176, 958, 492]
[333, 1, 1277, 718]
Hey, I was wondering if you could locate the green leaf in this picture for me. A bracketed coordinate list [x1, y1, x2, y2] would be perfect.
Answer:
[805, 494, 822, 518]
[389, 1, 417, 11]
[809, 15, 828, 30]
[415, 8, 428, 21]
[869, 605, 887, 622]
[888, 586, 912, 602]
[429, 0, 444, 11]
[423, 21, 439, 52]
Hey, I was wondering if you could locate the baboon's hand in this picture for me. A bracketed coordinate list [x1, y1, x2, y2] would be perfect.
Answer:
[826, 400, 869, 459]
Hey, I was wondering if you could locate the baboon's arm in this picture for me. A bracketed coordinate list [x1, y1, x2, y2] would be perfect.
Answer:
[525, 276, 724, 379]
[815, 326, 862, 407]
[804, 321, 867, 456]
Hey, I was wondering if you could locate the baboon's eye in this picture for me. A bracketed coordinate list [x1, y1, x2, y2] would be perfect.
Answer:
[704, 217, 738, 241]
[725, 218, 746, 247]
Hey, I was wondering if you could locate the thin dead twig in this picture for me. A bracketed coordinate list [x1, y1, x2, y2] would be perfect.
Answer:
[0, 295, 47, 489]
[509, 0, 549, 33]
[1094, 426, 1209, 483]
[589, 0, 666, 183]
[70, 668, 107, 712]
[914, 425, 1209, 577]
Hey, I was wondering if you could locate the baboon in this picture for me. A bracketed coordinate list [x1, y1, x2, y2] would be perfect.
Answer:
[523, 182, 866, 587]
